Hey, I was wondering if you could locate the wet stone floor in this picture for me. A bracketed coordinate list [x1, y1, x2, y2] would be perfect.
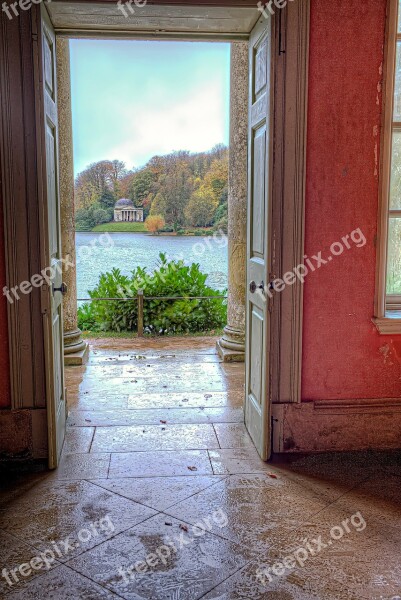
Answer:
[1, 336, 401, 599]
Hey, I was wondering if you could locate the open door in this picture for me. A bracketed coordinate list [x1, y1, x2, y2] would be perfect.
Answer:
[38, 6, 66, 468]
[245, 15, 273, 461]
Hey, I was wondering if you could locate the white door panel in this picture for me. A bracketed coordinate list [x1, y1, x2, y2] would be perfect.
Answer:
[245, 16, 273, 461]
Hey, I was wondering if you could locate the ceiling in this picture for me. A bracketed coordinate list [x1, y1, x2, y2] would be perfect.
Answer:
[48, 2, 261, 39]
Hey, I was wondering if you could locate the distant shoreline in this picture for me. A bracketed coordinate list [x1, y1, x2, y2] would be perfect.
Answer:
[75, 225, 217, 237]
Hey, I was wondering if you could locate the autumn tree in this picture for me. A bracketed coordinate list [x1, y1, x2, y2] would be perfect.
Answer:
[129, 170, 155, 208]
[204, 156, 229, 204]
[145, 215, 165, 234]
[185, 186, 218, 228]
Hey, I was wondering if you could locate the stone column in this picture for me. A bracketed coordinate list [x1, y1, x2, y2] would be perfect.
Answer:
[217, 42, 248, 363]
[57, 38, 89, 366]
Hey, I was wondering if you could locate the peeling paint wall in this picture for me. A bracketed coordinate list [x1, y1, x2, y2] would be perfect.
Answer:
[302, 0, 401, 401]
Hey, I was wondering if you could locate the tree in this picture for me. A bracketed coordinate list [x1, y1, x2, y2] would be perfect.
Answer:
[150, 193, 167, 219]
[75, 208, 96, 231]
[185, 186, 218, 228]
[92, 207, 110, 225]
[203, 156, 229, 204]
[129, 170, 155, 207]
[74, 181, 99, 211]
[145, 215, 165, 235]
[99, 190, 116, 210]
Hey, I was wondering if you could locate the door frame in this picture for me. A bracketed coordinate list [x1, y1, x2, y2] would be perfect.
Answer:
[0, 0, 309, 463]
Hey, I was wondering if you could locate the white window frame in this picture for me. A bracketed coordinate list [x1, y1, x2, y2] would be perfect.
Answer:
[374, 0, 401, 333]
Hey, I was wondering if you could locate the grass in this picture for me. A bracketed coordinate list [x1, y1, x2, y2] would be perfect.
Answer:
[88, 223, 218, 235]
[92, 222, 147, 233]
[82, 329, 224, 340]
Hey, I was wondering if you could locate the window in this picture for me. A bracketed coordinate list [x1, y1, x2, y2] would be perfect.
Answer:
[374, 0, 401, 332]
[387, 16, 401, 311]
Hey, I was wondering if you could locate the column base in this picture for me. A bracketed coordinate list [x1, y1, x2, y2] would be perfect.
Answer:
[217, 326, 245, 363]
[64, 328, 89, 366]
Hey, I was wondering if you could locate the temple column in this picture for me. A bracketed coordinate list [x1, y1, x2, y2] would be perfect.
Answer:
[217, 42, 248, 362]
[57, 38, 89, 366]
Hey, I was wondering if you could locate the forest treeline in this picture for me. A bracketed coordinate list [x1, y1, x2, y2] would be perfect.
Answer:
[74, 144, 228, 232]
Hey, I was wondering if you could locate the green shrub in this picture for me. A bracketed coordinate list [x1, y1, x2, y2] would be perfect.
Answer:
[160, 225, 174, 233]
[78, 253, 227, 335]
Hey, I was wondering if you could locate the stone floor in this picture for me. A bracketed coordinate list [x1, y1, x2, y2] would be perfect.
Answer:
[0, 337, 401, 599]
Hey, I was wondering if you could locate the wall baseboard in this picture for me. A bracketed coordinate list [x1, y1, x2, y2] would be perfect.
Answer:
[0, 409, 48, 461]
[272, 398, 401, 452]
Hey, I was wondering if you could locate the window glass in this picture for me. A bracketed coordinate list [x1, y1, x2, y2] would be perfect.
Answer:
[398, 0, 401, 32]
[390, 130, 401, 208]
[387, 217, 401, 294]
[393, 42, 401, 120]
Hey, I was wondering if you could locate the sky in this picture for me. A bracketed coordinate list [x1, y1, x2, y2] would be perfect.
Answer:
[70, 40, 230, 177]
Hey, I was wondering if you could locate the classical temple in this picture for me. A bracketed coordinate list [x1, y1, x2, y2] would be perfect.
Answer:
[113, 198, 144, 222]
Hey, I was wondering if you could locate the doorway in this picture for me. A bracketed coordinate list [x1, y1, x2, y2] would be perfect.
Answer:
[53, 9, 275, 469]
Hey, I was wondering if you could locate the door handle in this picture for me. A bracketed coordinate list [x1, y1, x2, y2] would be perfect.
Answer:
[249, 281, 265, 294]
[53, 283, 68, 295]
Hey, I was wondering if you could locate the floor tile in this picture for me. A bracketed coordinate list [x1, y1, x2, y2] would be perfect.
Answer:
[271, 451, 375, 505]
[213, 423, 255, 449]
[208, 448, 273, 475]
[165, 474, 328, 550]
[127, 391, 243, 410]
[91, 476, 226, 511]
[54, 453, 110, 480]
[202, 560, 316, 600]
[77, 365, 243, 396]
[0, 480, 156, 560]
[4, 565, 118, 599]
[265, 504, 401, 600]
[63, 427, 95, 454]
[0, 531, 59, 597]
[108, 451, 213, 478]
[91, 424, 219, 453]
[332, 472, 401, 530]
[67, 513, 249, 600]
[68, 407, 244, 427]
[68, 393, 129, 411]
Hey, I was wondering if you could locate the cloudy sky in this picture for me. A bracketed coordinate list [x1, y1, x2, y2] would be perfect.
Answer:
[70, 39, 230, 176]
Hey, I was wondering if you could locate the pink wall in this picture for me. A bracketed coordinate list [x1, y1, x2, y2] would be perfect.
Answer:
[0, 198, 10, 408]
[302, 0, 401, 401]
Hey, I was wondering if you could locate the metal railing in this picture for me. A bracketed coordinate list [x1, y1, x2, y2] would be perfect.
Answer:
[77, 290, 227, 337]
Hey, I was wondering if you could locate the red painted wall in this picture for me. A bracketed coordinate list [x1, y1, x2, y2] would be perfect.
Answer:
[0, 198, 10, 408]
[302, 0, 401, 401]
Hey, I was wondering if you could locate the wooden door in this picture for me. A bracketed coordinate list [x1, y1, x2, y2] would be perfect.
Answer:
[39, 6, 66, 468]
[245, 15, 273, 461]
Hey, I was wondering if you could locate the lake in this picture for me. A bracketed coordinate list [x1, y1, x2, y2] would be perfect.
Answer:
[76, 232, 228, 300]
